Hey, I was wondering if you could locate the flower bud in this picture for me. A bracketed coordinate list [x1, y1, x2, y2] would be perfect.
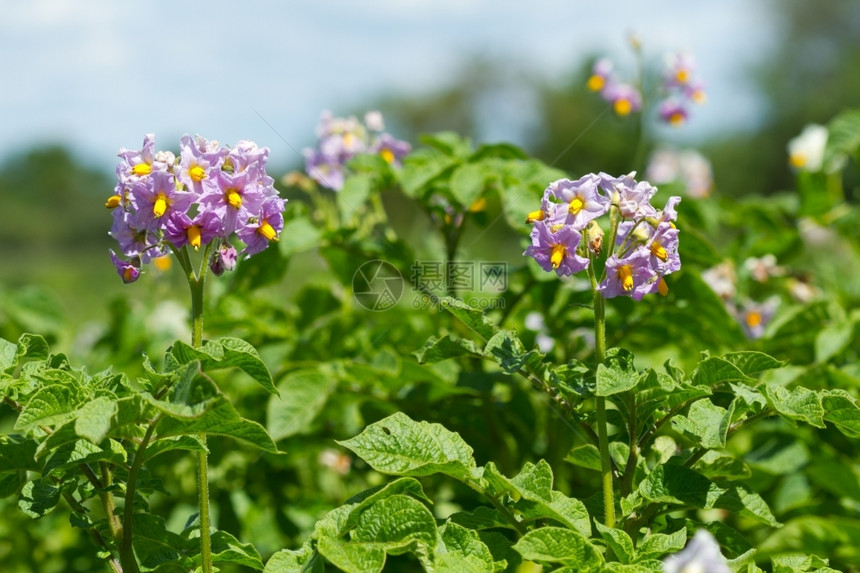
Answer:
[210, 242, 238, 276]
[586, 220, 604, 255]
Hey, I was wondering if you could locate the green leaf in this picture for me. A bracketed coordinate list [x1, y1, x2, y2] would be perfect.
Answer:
[132, 513, 184, 569]
[267, 369, 337, 441]
[450, 162, 487, 208]
[439, 296, 499, 340]
[671, 399, 735, 449]
[414, 335, 480, 364]
[334, 477, 433, 537]
[338, 173, 373, 222]
[693, 450, 751, 481]
[141, 435, 207, 463]
[483, 331, 543, 375]
[824, 109, 860, 172]
[74, 395, 118, 444]
[763, 383, 825, 428]
[187, 530, 264, 570]
[692, 357, 754, 387]
[6, 333, 50, 371]
[596, 363, 639, 397]
[42, 438, 126, 475]
[637, 464, 779, 526]
[316, 536, 387, 573]
[156, 396, 279, 453]
[822, 390, 860, 438]
[595, 522, 635, 564]
[397, 148, 456, 198]
[565, 444, 602, 472]
[420, 131, 473, 158]
[436, 522, 496, 573]
[815, 319, 854, 363]
[635, 528, 687, 560]
[18, 478, 61, 518]
[448, 506, 514, 531]
[14, 371, 87, 433]
[721, 352, 786, 375]
[337, 412, 478, 481]
[512, 527, 602, 567]
[264, 543, 321, 573]
[279, 216, 323, 258]
[169, 338, 278, 396]
[0, 435, 39, 472]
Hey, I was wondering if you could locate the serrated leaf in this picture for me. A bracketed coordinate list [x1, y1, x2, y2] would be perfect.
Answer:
[637, 464, 779, 526]
[18, 478, 61, 518]
[512, 527, 602, 567]
[267, 369, 337, 441]
[74, 395, 118, 444]
[436, 522, 496, 573]
[671, 399, 735, 449]
[595, 522, 635, 564]
[635, 528, 687, 560]
[169, 338, 277, 396]
[692, 357, 753, 387]
[596, 363, 640, 397]
[414, 335, 480, 364]
[14, 372, 88, 433]
[337, 412, 478, 481]
[156, 397, 279, 453]
[721, 352, 785, 375]
[822, 390, 860, 438]
[763, 383, 825, 428]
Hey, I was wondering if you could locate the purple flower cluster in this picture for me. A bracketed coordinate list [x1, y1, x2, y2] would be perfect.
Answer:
[524, 173, 681, 300]
[586, 58, 643, 117]
[658, 52, 706, 126]
[303, 110, 411, 191]
[107, 134, 285, 284]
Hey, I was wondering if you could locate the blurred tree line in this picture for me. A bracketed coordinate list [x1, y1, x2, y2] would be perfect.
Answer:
[0, 0, 858, 298]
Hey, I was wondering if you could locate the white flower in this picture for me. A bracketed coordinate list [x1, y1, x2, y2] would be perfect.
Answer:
[787, 124, 828, 172]
[364, 110, 385, 132]
[663, 530, 730, 573]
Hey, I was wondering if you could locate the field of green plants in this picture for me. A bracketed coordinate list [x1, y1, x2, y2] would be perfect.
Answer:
[2, 11, 860, 573]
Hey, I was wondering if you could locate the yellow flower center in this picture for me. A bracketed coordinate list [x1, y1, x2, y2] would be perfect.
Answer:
[670, 113, 685, 126]
[469, 197, 487, 212]
[614, 99, 632, 116]
[187, 225, 202, 250]
[692, 90, 707, 104]
[618, 265, 634, 291]
[105, 194, 121, 209]
[132, 163, 152, 176]
[258, 220, 278, 242]
[675, 69, 689, 84]
[586, 75, 605, 92]
[525, 210, 546, 223]
[568, 196, 585, 215]
[789, 153, 807, 168]
[658, 277, 669, 296]
[122, 267, 136, 283]
[225, 188, 242, 209]
[746, 311, 763, 328]
[343, 133, 355, 148]
[550, 244, 566, 269]
[189, 165, 206, 182]
[153, 192, 169, 218]
[650, 240, 668, 262]
[380, 149, 395, 163]
[153, 256, 172, 271]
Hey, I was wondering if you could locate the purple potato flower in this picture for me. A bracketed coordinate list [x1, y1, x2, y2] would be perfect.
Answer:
[544, 175, 610, 230]
[110, 249, 141, 284]
[659, 99, 689, 126]
[524, 220, 589, 277]
[603, 83, 643, 116]
[371, 133, 412, 167]
[237, 196, 285, 257]
[210, 242, 238, 276]
[129, 170, 194, 231]
[164, 209, 223, 251]
[598, 247, 656, 300]
[598, 172, 659, 219]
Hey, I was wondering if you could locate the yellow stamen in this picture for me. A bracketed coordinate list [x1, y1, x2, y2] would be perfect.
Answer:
[618, 265, 634, 291]
[692, 90, 707, 104]
[343, 133, 355, 148]
[469, 197, 487, 212]
[568, 196, 585, 215]
[153, 193, 168, 218]
[132, 163, 152, 176]
[258, 220, 278, 242]
[187, 225, 202, 250]
[550, 224, 565, 233]
[380, 149, 395, 163]
[122, 267, 136, 283]
[670, 113, 685, 126]
[153, 256, 172, 271]
[614, 99, 632, 116]
[550, 244, 566, 269]
[226, 188, 242, 209]
[525, 210, 546, 223]
[586, 75, 605, 92]
[746, 311, 763, 328]
[189, 165, 206, 182]
[675, 69, 689, 84]
[105, 194, 121, 209]
[658, 277, 669, 296]
[789, 153, 807, 168]
[650, 240, 668, 262]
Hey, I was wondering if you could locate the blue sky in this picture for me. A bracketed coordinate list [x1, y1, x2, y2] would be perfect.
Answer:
[0, 1, 776, 171]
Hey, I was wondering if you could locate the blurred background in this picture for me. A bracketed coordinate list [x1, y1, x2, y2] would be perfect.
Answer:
[1, 0, 859, 352]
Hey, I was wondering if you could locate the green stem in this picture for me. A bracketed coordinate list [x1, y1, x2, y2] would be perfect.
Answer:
[588, 253, 615, 528]
[120, 417, 161, 573]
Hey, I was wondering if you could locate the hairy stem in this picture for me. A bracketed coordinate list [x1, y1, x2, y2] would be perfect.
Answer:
[119, 417, 161, 573]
